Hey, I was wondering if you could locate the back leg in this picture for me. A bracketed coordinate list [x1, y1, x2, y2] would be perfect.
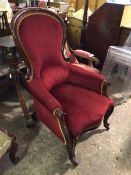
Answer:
[103, 106, 114, 130]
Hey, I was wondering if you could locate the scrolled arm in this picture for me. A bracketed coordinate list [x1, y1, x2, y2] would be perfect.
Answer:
[27, 79, 62, 113]
[53, 108, 73, 145]
[53, 108, 66, 119]
[65, 42, 99, 65]
[68, 64, 106, 94]
[73, 50, 99, 65]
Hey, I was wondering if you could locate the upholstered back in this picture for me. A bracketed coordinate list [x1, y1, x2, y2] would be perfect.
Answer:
[12, 8, 67, 79]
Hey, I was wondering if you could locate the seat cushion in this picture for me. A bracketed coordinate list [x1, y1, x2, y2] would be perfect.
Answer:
[51, 83, 113, 137]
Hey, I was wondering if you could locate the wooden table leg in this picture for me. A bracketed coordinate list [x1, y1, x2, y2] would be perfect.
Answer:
[7, 48, 34, 127]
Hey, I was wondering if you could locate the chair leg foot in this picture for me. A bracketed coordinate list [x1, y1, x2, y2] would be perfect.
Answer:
[26, 116, 35, 127]
[9, 138, 19, 165]
[67, 139, 78, 166]
[104, 120, 110, 130]
[31, 111, 37, 122]
[103, 106, 114, 130]
[26, 112, 37, 127]
[69, 156, 79, 166]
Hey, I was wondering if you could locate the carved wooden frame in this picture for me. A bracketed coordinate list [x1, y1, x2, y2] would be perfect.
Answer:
[11, 8, 114, 166]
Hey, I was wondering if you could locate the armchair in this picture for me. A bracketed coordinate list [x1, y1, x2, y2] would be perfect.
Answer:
[11, 8, 114, 166]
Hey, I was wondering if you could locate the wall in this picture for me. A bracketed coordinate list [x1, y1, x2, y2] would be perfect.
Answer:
[76, 0, 106, 12]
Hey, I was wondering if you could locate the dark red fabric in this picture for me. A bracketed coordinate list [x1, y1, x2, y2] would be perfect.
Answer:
[33, 98, 64, 142]
[72, 63, 99, 73]
[28, 79, 62, 112]
[51, 83, 114, 137]
[19, 14, 65, 78]
[40, 64, 69, 91]
[68, 64, 105, 94]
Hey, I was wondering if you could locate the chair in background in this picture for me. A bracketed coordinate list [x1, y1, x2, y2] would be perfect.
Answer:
[11, 8, 114, 165]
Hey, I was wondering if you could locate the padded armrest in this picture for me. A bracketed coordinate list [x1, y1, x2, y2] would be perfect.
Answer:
[74, 50, 94, 58]
[27, 79, 62, 112]
[68, 64, 105, 94]
[73, 50, 99, 64]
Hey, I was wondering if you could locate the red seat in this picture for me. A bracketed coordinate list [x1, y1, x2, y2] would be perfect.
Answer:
[11, 8, 114, 166]
[51, 83, 113, 138]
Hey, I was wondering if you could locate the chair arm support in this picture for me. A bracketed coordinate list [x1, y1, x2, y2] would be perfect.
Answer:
[53, 108, 74, 146]
[68, 64, 106, 94]
[73, 50, 99, 65]
[27, 79, 62, 112]
[53, 108, 66, 118]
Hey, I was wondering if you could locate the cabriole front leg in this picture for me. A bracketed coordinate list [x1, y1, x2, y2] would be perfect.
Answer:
[54, 108, 78, 166]
[66, 138, 78, 166]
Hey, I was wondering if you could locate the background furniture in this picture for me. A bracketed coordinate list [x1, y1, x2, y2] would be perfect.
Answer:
[0, 11, 11, 37]
[0, 11, 33, 126]
[102, 46, 131, 101]
[70, 0, 106, 12]
[11, 8, 114, 165]
[67, 16, 82, 49]
[0, 11, 13, 96]
[82, 2, 131, 70]
[0, 36, 33, 127]
[119, 26, 131, 46]
[0, 129, 19, 164]
[8, 0, 17, 3]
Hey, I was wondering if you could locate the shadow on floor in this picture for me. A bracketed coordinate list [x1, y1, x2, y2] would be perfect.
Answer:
[0, 89, 40, 174]
[78, 128, 106, 143]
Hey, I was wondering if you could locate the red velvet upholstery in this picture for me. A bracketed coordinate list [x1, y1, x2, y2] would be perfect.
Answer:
[72, 63, 99, 73]
[68, 64, 104, 94]
[33, 97, 65, 142]
[51, 83, 113, 137]
[19, 14, 65, 78]
[12, 9, 114, 144]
